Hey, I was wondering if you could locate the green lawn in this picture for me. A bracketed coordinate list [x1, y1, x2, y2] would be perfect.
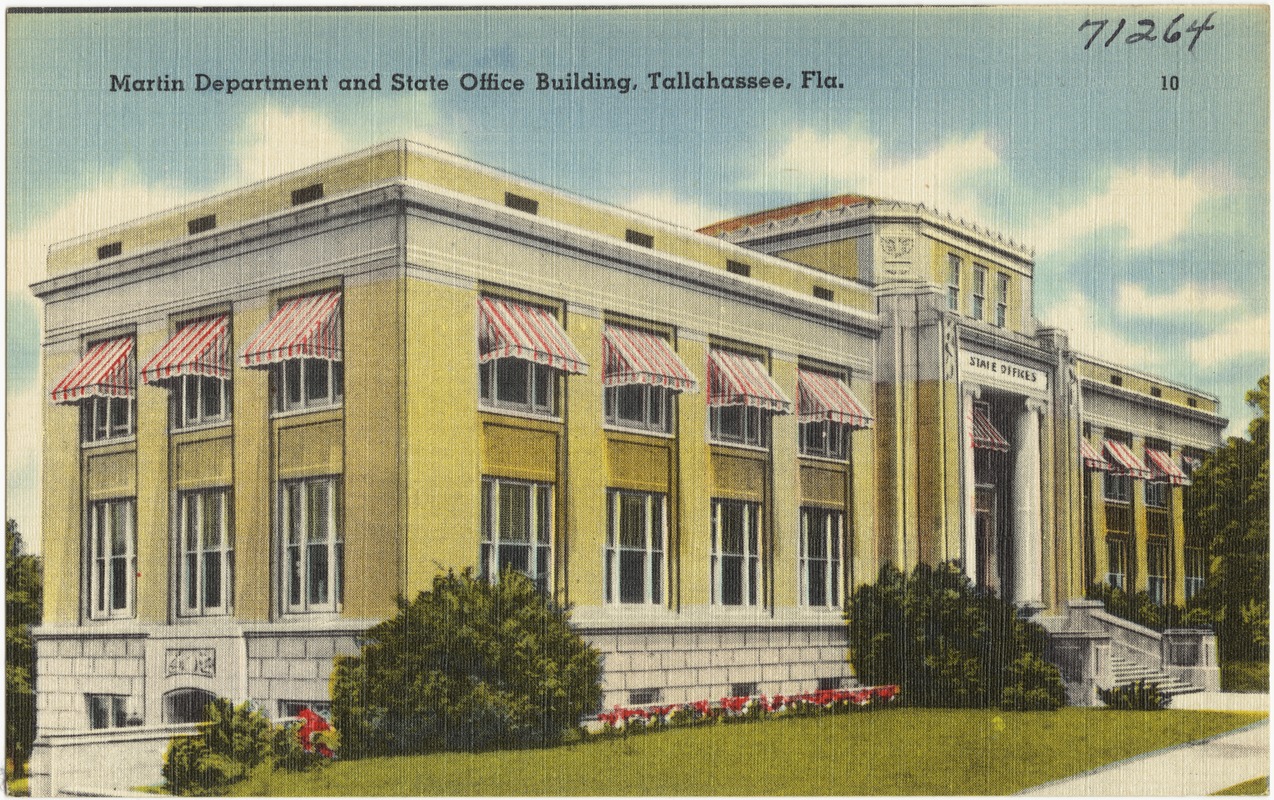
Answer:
[1214, 776, 1269, 795]
[231, 708, 1264, 796]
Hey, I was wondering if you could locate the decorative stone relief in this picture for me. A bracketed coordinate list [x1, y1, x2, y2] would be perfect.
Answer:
[166, 648, 216, 678]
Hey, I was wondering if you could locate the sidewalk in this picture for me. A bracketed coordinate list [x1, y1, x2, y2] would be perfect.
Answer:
[1019, 697, 1270, 796]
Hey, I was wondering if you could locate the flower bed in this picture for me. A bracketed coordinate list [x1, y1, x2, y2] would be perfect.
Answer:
[595, 684, 898, 733]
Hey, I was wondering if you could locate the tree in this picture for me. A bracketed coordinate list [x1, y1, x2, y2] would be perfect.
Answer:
[332, 569, 602, 758]
[1184, 376, 1270, 663]
[6, 519, 43, 776]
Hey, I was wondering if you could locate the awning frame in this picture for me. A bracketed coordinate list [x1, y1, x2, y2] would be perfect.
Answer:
[141, 315, 230, 384]
[797, 369, 873, 429]
[1145, 448, 1191, 486]
[51, 337, 136, 404]
[603, 326, 696, 392]
[707, 349, 792, 414]
[1103, 440, 1153, 479]
[970, 406, 1010, 452]
[479, 297, 588, 375]
[241, 291, 343, 369]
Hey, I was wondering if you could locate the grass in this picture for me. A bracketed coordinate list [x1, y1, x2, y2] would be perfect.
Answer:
[230, 707, 1264, 796]
[1222, 661, 1270, 693]
[1213, 776, 1269, 795]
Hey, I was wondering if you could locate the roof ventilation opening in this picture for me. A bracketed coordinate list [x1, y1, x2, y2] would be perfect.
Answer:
[97, 242, 122, 260]
[1110, 374, 1123, 387]
[726, 260, 751, 277]
[291, 183, 324, 206]
[625, 229, 653, 248]
[187, 214, 217, 235]
[813, 286, 834, 302]
[504, 192, 538, 215]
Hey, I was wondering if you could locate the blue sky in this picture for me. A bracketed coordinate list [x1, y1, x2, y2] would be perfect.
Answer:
[7, 8, 1269, 547]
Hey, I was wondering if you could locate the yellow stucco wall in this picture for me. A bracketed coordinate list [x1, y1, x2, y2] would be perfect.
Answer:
[342, 276, 403, 620]
[1077, 359, 1216, 413]
[173, 434, 232, 490]
[770, 358, 800, 610]
[232, 303, 272, 621]
[775, 237, 861, 281]
[563, 311, 605, 608]
[403, 279, 480, 596]
[676, 339, 711, 608]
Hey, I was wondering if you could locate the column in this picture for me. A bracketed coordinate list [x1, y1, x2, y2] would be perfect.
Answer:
[1013, 398, 1045, 607]
[961, 387, 979, 583]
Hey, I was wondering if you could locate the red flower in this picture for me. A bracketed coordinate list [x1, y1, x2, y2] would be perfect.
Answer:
[296, 708, 334, 758]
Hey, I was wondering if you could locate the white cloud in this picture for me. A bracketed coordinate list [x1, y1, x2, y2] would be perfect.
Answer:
[1188, 312, 1270, 365]
[749, 128, 1000, 225]
[1027, 164, 1223, 256]
[1040, 290, 1160, 366]
[625, 191, 725, 230]
[1116, 281, 1243, 317]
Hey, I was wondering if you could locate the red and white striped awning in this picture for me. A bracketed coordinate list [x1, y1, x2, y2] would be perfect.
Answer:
[797, 370, 873, 428]
[1080, 438, 1112, 471]
[51, 337, 135, 404]
[141, 316, 230, 384]
[971, 406, 1009, 452]
[603, 326, 697, 392]
[241, 291, 342, 368]
[1145, 448, 1191, 486]
[1103, 440, 1153, 479]
[708, 350, 791, 414]
[479, 297, 588, 374]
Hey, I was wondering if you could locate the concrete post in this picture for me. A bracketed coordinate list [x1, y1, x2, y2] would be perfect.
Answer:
[1013, 398, 1045, 607]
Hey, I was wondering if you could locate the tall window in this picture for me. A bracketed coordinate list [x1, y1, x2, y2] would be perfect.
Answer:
[971, 266, 986, 320]
[710, 404, 770, 447]
[89, 498, 136, 619]
[605, 384, 671, 434]
[605, 490, 666, 605]
[800, 508, 844, 607]
[711, 500, 761, 606]
[276, 358, 343, 413]
[1147, 540, 1169, 605]
[82, 396, 135, 443]
[480, 478, 552, 594]
[1185, 546, 1206, 600]
[174, 375, 231, 428]
[947, 255, 961, 311]
[280, 477, 343, 613]
[995, 274, 1009, 327]
[179, 489, 233, 616]
[1106, 537, 1128, 590]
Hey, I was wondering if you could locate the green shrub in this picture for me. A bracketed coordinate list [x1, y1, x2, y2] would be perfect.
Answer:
[1000, 652, 1067, 711]
[162, 699, 274, 795]
[331, 569, 602, 758]
[1087, 583, 1212, 631]
[1098, 680, 1171, 710]
[847, 562, 1065, 710]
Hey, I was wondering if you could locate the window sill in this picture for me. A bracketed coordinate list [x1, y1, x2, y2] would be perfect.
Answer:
[479, 405, 562, 424]
[603, 423, 674, 439]
[799, 453, 848, 465]
[709, 440, 770, 454]
[170, 420, 232, 435]
[82, 436, 137, 450]
[271, 404, 343, 421]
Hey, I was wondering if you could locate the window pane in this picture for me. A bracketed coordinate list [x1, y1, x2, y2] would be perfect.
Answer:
[111, 503, 129, 556]
[305, 359, 330, 404]
[289, 545, 302, 606]
[111, 557, 128, 610]
[619, 550, 645, 603]
[204, 494, 222, 547]
[499, 543, 530, 576]
[287, 485, 303, 544]
[616, 384, 645, 423]
[808, 560, 827, 607]
[538, 486, 552, 544]
[308, 483, 330, 542]
[533, 363, 551, 410]
[110, 398, 131, 436]
[716, 405, 743, 441]
[720, 505, 744, 555]
[619, 494, 645, 548]
[201, 377, 223, 419]
[285, 360, 302, 406]
[185, 553, 199, 610]
[496, 359, 530, 405]
[500, 484, 530, 542]
[721, 554, 743, 605]
[308, 541, 329, 605]
[185, 376, 200, 422]
[332, 361, 344, 401]
[203, 551, 221, 608]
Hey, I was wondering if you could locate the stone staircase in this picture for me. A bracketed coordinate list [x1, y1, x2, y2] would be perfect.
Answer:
[1110, 654, 1202, 696]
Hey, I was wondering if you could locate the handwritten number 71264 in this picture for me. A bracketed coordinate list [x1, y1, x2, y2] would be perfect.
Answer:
[1080, 12, 1216, 52]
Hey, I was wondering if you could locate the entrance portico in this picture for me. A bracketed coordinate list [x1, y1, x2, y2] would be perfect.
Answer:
[960, 351, 1051, 608]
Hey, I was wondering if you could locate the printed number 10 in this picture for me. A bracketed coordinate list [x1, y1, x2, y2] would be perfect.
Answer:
[1161, 75, 1180, 91]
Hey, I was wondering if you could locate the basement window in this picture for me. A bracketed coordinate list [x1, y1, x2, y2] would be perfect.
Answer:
[97, 241, 122, 260]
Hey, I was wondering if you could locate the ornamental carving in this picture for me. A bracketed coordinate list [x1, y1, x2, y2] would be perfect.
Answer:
[166, 648, 216, 678]
[881, 236, 914, 261]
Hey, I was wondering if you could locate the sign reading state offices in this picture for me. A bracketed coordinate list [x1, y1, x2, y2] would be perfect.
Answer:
[962, 351, 1049, 394]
